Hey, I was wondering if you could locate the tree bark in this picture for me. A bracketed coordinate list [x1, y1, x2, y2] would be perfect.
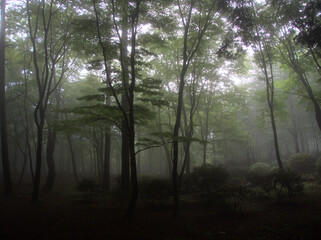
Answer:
[120, 0, 130, 194]
[67, 135, 79, 184]
[278, 29, 321, 132]
[125, 1, 141, 217]
[172, 0, 213, 215]
[256, 33, 283, 168]
[43, 127, 57, 191]
[203, 107, 209, 165]
[27, 0, 71, 203]
[0, 0, 13, 195]
[156, 107, 172, 177]
[31, 114, 45, 203]
[102, 129, 111, 192]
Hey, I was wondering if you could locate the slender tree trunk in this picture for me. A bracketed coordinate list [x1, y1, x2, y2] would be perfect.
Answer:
[12, 122, 19, 174]
[291, 131, 300, 153]
[257, 39, 283, 168]
[43, 127, 57, 191]
[120, 0, 130, 193]
[125, 1, 140, 217]
[17, 146, 28, 187]
[173, 66, 187, 216]
[125, 119, 138, 218]
[102, 130, 111, 192]
[67, 135, 79, 184]
[278, 31, 321, 132]
[269, 111, 283, 167]
[0, 0, 13, 195]
[31, 114, 45, 203]
[156, 107, 172, 177]
[172, 0, 214, 215]
[182, 105, 191, 175]
[202, 108, 209, 165]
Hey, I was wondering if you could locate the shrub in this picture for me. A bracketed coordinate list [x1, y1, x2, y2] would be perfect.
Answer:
[270, 168, 303, 201]
[77, 178, 98, 192]
[185, 164, 229, 197]
[139, 177, 172, 200]
[210, 184, 249, 211]
[246, 162, 272, 192]
[229, 167, 248, 185]
[77, 178, 99, 204]
[287, 153, 316, 176]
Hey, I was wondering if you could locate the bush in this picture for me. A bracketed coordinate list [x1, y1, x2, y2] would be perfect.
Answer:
[185, 164, 229, 197]
[229, 167, 248, 185]
[139, 177, 172, 200]
[270, 168, 303, 201]
[246, 162, 272, 191]
[287, 153, 316, 176]
[77, 178, 99, 204]
[210, 184, 249, 211]
[77, 178, 98, 192]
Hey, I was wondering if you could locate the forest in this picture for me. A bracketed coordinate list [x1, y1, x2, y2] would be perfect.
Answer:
[1, 0, 321, 239]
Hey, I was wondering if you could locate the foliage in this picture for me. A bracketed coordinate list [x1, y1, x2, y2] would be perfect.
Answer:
[270, 168, 303, 201]
[77, 178, 98, 192]
[139, 177, 172, 201]
[184, 164, 229, 197]
[209, 184, 249, 211]
[287, 153, 317, 176]
[292, 0, 321, 49]
[77, 178, 99, 204]
[246, 162, 273, 191]
[229, 167, 248, 185]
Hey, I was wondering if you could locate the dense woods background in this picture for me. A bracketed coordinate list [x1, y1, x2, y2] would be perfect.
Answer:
[1, 0, 321, 238]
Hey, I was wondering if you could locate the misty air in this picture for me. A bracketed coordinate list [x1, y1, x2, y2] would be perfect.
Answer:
[1, 0, 321, 239]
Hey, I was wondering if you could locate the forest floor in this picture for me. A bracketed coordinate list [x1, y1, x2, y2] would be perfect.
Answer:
[1, 175, 321, 240]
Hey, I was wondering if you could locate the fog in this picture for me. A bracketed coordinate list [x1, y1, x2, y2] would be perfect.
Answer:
[1, 0, 321, 239]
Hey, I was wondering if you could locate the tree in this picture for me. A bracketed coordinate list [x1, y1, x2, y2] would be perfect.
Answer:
[232, 1, 283, 168]
[93, 0, 142, 217]
[172, 0, 225, 215]
[120, 0, 130, 194]
[276, 27, 321, 132]
[26, 0, 74, 203]
[0, 0, 13, 194]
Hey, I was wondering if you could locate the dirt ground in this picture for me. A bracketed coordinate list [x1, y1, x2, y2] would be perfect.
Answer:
[1, 177, 321, 240]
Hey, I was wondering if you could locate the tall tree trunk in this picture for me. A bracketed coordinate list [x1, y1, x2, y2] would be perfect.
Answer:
[172, 0, 213, 215]
[31, 112, 45, 203]
[43, 127, 57, 191]
[182, 105, 192, 174]
[269, 110, 283, 167]
[17, 145, 28, 187]
[173, 65, 187, 216]
[0, 0, 13, 195]
[43, 71, 62, 191]
[278, 30, 321, 132]
[202, 108, 209, 165]
[102, 130, 111, 192]
[156, 107, 172, 177]
[93, 0, 140, 218]
[27, 0, 72, 203]
[67, 135, 79, 184]
[256, 37, 283, 168]
[290, 130, 300, 153]
[120, 0, 130, 194]
[125, 1, 140, 217]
